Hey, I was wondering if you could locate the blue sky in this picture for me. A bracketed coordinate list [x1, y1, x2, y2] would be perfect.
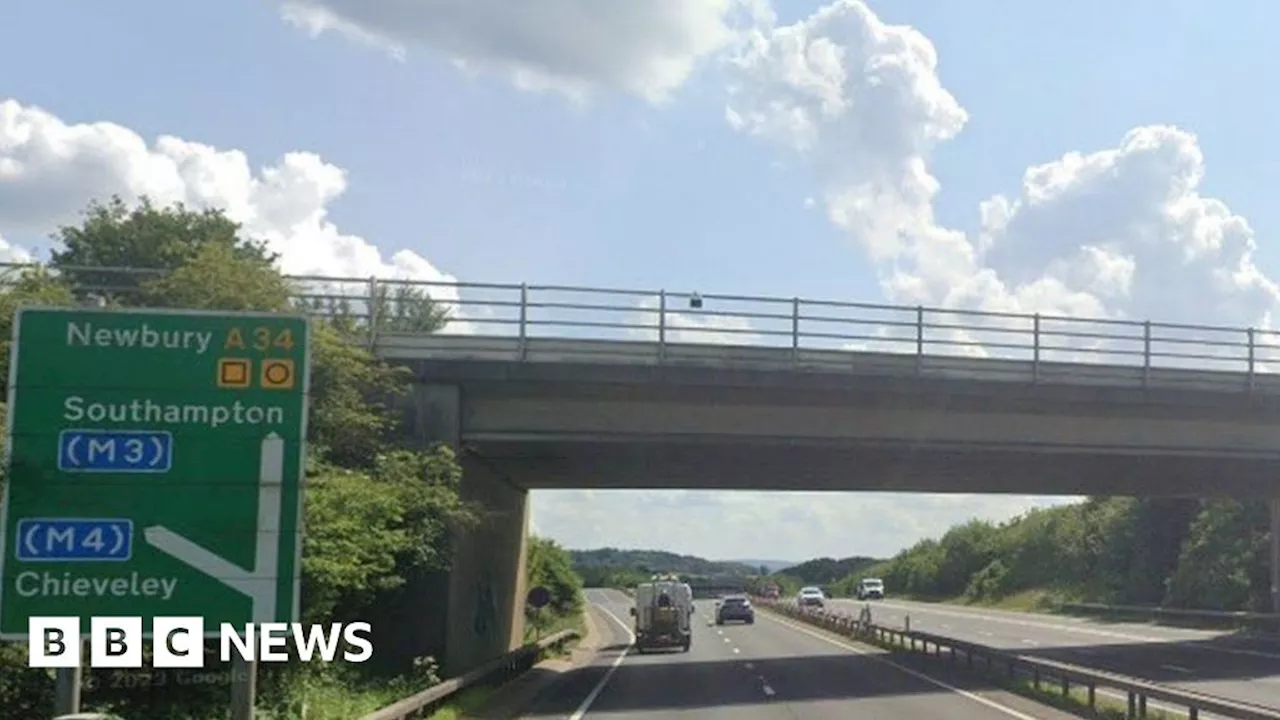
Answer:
[2, 1, 1278, 561]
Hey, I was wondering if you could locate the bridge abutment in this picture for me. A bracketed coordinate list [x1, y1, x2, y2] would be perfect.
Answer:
[393, 382, 529, 676]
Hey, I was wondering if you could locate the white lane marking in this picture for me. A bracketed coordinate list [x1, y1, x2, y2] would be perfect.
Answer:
[836, 600, 1280, 660]
[764, 612, 1042, 720]
[732, 647, 740, 654]
[1160, 664, 1192, 674]
[1021, 639, 1039, 646]
[568, 600, 636, 720]
[724, 636, 731, 643]
[762, 683, 776, 697]
[745, 662, 755, 670]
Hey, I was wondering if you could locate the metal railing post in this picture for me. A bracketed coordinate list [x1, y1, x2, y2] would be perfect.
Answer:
[791, 297, 800, 365]
[518, 284, 528, 361]
[367, 275, 378, 352]
[1032, 313, 1041, 383]
[915, 306, 924, 374]
[1142, 321, 1152, 387]
[1247, 327, 1256, 391]
[658, 290, 667, 362]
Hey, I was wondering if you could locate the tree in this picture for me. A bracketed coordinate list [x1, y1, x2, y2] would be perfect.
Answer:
[0, 266, 74, 389]
[138, 241, 291, 311]
[526, 536, 584, 620]
[49, 195, 277, 301]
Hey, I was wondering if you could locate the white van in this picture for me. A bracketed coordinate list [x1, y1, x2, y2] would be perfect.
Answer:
[630, 580, 693, 652]
[856, 578, 885, 600]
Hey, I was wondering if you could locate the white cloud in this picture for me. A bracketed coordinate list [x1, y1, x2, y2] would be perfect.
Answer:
[278, 0, 762, 103]
[0, 98, 470, 328]
[531, 489, 1065, 561]
[725, 1, 1279, 354]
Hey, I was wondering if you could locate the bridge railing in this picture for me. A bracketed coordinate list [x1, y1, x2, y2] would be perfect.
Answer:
[5, 262, 1280, 384]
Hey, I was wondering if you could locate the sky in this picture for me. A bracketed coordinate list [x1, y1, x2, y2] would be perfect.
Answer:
[3, 0, 1280, 563]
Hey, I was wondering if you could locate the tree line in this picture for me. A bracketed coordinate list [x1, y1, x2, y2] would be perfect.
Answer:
[570, 494, 1272, 617]
[842, 497, 1272, 611]
[0, 196, 585, 720]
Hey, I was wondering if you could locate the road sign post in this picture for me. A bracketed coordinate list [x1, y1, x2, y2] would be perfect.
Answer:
[0, 306, 310, 712]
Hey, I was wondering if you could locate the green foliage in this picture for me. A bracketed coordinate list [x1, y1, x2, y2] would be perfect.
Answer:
[138, 241, 292, 311]
[832, 496, 1271, 613]
[301, 446, 478, 623]
[780, 555, 881, 586]
[1164, 499, 1270, 611]
[49, 195, 276, 299]
[526, 536, 584, 619]
[0, 266, 75, 386]
[307, 322, 413, 468]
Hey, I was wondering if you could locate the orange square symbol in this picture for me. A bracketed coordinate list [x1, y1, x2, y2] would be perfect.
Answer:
[218, 358, 251, 388]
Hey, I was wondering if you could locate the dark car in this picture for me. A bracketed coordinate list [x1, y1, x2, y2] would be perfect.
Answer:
[716, 595, 755, 625]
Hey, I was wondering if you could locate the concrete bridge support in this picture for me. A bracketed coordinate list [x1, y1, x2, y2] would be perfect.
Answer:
[1272, 498, 1280, 615]
[400, 383, 530, 676]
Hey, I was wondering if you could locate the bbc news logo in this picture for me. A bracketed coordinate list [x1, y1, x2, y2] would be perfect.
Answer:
[28, 617, 373, 668]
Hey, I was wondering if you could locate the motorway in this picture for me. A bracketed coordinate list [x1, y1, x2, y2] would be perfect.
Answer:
[519, 589, 1078, 719]
[829, 597, 1280, 710]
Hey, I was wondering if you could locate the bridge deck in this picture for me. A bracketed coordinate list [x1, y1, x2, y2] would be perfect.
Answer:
[376, 334, 1280, 395]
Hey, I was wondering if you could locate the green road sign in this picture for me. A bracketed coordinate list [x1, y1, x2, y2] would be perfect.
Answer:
[0, 306, 310, 638]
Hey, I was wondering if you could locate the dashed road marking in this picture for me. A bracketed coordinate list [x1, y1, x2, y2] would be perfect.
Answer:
[732, 647, 740, 654]
[569, 601, 635, 720]
[1160, 664, 1192, 674]
[763, 611, 1043, 720]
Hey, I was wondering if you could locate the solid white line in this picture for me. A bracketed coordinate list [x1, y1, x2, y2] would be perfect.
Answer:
[568, 600, 636, 720]
[1160, 664, 1191, 674]
[763, 612, 1042, 720]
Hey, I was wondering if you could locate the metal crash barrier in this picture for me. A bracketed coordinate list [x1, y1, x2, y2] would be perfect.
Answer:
[359, 629, 579, 720]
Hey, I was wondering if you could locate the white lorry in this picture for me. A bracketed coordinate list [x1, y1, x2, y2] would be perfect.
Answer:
[630, 577, 694, 652]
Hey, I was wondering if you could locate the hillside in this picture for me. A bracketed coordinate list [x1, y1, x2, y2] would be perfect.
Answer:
[569, 548, 757, 577]
[729, 558, 798, 573]
[778, 556, 881, 584]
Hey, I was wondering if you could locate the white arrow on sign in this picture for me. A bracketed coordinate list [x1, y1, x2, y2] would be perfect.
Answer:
[144, 433, 285, 623]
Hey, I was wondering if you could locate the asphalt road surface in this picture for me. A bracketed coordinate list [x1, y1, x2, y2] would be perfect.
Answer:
[519, 589, 1078, 719]
[829, 597, 1280, 710]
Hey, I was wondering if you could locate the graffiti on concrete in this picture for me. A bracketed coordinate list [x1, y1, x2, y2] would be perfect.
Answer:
[473, 575, 498, 640]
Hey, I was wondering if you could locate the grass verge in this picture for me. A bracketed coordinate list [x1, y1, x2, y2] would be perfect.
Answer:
[425, 686, 497, 720]
[421, 609, 586, 720]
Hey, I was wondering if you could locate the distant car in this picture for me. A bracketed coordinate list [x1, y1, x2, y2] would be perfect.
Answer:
[856, 578, 885, 600]
[716, 595, 755, 625]
[797, 586, 825, 608]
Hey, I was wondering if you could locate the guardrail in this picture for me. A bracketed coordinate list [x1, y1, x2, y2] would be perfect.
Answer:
[1058, 602, 1280, 633]
[7, 262, 1280, 391]
[359, 629, 579, 720]
[757, 598, 1280, 720]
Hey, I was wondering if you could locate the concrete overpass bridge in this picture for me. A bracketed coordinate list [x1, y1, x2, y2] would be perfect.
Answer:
[332, 278, 1280, 675]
